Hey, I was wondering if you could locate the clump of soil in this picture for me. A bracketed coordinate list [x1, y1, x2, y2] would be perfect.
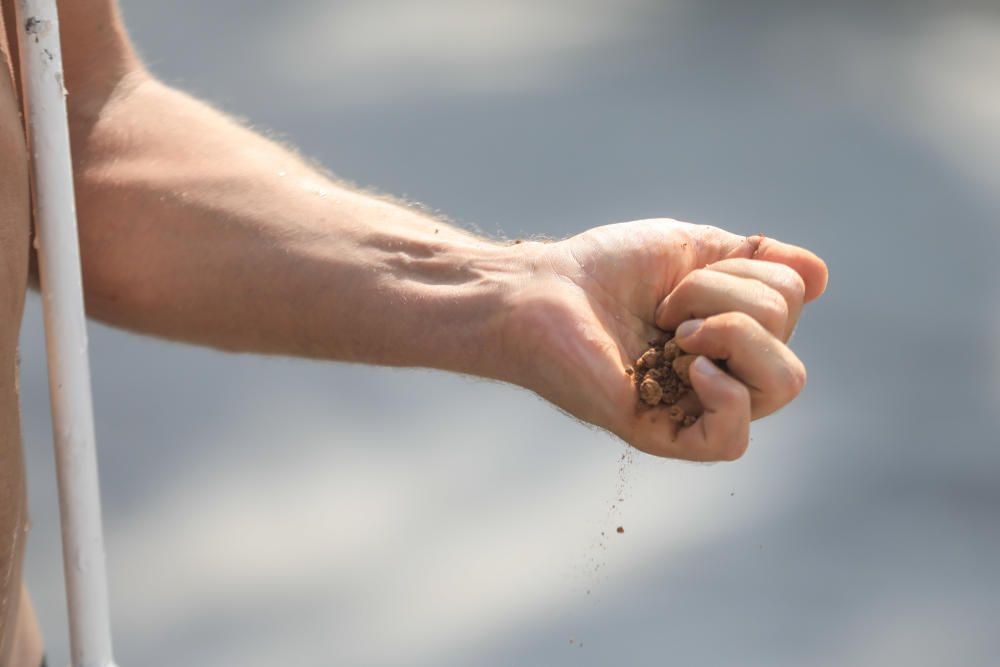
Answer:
[628, 334, 699, 427]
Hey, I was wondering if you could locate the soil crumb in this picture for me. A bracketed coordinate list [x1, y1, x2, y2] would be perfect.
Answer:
[616, 526, 624, 534]
[630, 333, 700, 427]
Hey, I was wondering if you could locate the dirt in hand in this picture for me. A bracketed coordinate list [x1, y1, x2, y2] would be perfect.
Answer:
[628, 334, 699, 427]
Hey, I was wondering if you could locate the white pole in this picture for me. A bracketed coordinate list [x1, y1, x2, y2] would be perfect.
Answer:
[13, 2, 117, 666]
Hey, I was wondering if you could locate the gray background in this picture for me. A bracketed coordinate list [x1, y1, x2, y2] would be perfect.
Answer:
[20, 1, 1000, 665]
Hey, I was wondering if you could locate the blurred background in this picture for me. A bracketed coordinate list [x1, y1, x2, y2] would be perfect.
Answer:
[20, 0, 1000, 665]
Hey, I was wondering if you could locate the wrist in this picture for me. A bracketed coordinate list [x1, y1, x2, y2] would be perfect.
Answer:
[377, 233, 542, 380]
[457, 239, 548, 382]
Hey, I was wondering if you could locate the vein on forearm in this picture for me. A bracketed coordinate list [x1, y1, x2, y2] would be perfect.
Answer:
[69, 79, 516, 376]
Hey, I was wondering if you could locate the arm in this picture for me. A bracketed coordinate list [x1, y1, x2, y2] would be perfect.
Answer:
[9, 4, 824, 665]
[57, 2, 827, 461]
[71, 75, 518, 376]
[47, 3, 510, 373]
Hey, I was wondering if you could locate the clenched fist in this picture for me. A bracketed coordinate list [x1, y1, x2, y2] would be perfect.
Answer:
[500, 219, 828, 461]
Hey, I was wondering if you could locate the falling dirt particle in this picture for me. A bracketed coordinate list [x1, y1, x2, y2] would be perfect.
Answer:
[569, 639, 575, 645]
[730, 492, 735, 497]
[434, 228, 439, 234]
[616, 526, 624, 534]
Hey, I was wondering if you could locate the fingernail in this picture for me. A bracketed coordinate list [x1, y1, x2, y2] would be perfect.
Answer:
[693, 356, 721, 377]
[676, 319, 704, 339]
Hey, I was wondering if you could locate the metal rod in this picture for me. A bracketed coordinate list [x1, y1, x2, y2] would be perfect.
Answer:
[13, 1, 117, 666]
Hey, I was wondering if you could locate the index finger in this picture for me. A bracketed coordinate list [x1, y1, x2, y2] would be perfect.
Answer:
[729, 236, 828, 303]
[688, 226, 828, 303]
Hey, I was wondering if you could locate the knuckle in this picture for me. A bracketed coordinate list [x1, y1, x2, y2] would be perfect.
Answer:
[776, 266, 807, 304]
[718, 374, 751, 405]
[717, 432, 750, 461]
[787, 358, 808, 397]
[663, 269, 710, 318]
[677, 268, 710, 294]
[709, 311, 756, 339]
[767, 356, 807, 403]
[670, 224, 698, 248]
[759, 290, 789, 334]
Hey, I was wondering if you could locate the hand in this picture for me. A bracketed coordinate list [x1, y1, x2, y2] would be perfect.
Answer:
[501, 219, 828, 461]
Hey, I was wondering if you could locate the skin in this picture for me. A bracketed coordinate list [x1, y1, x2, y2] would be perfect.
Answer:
[0, 1, 828, 664]
[0, 6, 32, 666]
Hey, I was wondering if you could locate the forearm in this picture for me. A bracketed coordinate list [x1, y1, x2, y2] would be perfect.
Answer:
[69, 76, 522, 376]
